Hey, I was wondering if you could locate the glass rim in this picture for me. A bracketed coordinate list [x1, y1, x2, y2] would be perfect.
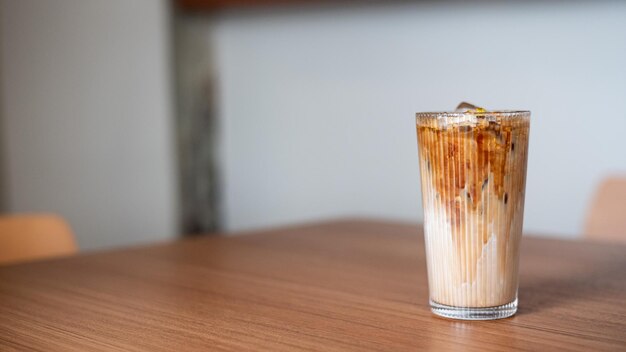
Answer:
[415, 110, 530, 119]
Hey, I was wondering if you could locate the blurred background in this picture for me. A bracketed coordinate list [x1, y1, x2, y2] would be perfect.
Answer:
[1, 0, 625, 251]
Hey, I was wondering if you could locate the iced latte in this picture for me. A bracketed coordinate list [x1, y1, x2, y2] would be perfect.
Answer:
[416, 106, 530, 320]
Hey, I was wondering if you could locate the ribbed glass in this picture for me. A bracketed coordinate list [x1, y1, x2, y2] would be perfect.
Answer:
[415, 110, 530, 320]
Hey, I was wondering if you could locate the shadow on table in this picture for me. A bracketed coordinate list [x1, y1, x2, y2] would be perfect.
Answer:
[517, 255, 626, 315]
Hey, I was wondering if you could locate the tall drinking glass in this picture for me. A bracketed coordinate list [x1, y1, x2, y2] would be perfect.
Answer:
[415, 110, 530, 320]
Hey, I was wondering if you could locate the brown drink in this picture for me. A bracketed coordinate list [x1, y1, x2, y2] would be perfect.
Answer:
[416, 107, 530, 320]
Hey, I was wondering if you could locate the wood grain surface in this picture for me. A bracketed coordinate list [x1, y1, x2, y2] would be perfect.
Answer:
[0, 219, 625, 351]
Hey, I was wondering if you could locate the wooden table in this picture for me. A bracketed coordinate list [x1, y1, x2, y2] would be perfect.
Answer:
[1, 220, 625, 351]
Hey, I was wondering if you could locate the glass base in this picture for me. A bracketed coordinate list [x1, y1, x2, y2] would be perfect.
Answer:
[430, 298, 517, 320]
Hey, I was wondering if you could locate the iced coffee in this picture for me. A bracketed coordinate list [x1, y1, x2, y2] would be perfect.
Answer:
[416, 105, 530, 320]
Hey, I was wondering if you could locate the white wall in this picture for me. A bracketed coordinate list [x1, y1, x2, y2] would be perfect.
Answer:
[212, 2, 626, 238]
[0, 0, 178, 249]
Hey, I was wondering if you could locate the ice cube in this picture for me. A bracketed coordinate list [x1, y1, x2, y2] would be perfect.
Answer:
[455, 102, 486, 113]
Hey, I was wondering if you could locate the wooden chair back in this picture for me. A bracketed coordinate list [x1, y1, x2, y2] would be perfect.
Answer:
[584, 176, 626, 243]
[0, 214, 77, 265]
